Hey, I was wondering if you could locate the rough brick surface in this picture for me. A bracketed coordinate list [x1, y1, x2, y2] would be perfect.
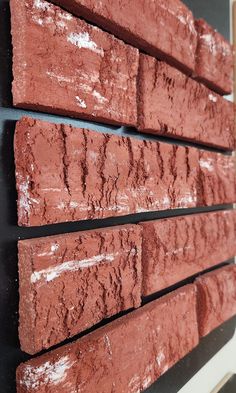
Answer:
[10, 0, 138, 126]
[16, 285, 198, 393]
[18, 225, 142, 355]
[14, 117, 236, 226]
[195, 19, 234, 95]
[197, 150, 236, 207]
[196, 265, 236, 337]
[140, 210, 236, 296]
[53, 0, 197, 74]
[138, 54, 235, 151]
[15, 117, 199, 226]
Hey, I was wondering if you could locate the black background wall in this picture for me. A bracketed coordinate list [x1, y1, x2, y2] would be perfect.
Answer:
[0, 1, 235, 393]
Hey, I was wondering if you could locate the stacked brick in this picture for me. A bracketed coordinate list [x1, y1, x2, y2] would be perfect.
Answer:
[17, 285, 199, 393]
[16, 268, 236, 392]
[11, 0, 235, 150]
[9, 0, 236, 392]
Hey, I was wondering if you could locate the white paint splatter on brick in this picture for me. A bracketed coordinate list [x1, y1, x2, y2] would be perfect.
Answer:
[58, 12, 73, 21]
[92, 90, 108, 104]
[165, 245, 192, 256]
[67, 32, 104, 56]
[208, 93, 217, 103]
[33, 0, 51, 11]
[104, 334, 112, 358]
[201, 33, 231, 57]
[75, 96, 87, 108]
[69, 201, 79, 208]
[37, 243, 59, 257]
[199, 158, 214, 172]
[31, 252, 118, 283]
[156, 351, 165, 367]
[179, 193, 197, 207]
[46, 71, 75, 84]
[20, 356, 73, 390]
[142, 375, 152, 389]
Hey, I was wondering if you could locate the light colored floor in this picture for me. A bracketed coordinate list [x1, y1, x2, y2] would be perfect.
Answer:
[178, 329, 236, 393]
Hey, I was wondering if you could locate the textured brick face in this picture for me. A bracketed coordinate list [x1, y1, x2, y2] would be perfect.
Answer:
[15, 117, 202, 226]
[195, 19, 233, 95]
[17, 285, 198, 393]
[140, 210, 236, 296]
[196, 265, 236, 337]
[138, 54, 235, 151]
[18, 225, 142, 354]
[197, 150, 236, 207]
[10, 0, 138, 126]
[53, 0, 197, 74]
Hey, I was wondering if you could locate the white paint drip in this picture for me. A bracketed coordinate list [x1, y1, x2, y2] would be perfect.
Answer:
[75, 96, 87, 108]
[20, 356, 73, 390]
[31, 252, 118, 283]
[67, 32, 104, 56]
[208, 93, 217, 103]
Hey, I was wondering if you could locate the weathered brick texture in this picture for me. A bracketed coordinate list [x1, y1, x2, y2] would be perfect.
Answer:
[14, 117, 236, 226]
[18, 225, 142, 354]
[10, 0, 139, 126]
[195, 19, 233, 95]
[138, 54, 235, 150]
[196, 265, 236, 337]
[140, 210, 236, 295]
[52, 0, 197, 74]
[17, 285, 198, 393]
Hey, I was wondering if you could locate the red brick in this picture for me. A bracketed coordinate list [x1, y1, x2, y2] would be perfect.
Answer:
[16, 284, 198, 393]
[10, 0, 138, 126]
[196, 265, 236, 337]
[15, 117, 199, 226]
[140, 210, 236, 296]
[18, 225, 142, 355]
[138, 54, 235, 151]
[195, 19, 233, 95]
[52, 0, 197, 74]
[198, 150, 236, 207]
